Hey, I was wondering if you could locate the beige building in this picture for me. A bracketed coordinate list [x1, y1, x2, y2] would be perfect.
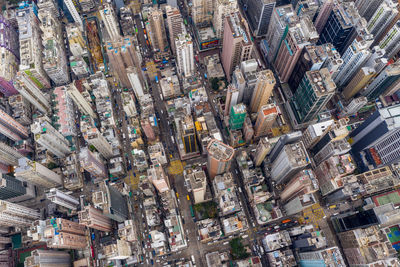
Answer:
[249, 70, 276, 113]
[192, 0, 213, 26]
[343, 67, 375, 100]
[213, 0, 238, 39]
[166, 6, 184, 54]
[253, 137, 271, 167]
[207, 139, 235, 179]
[185, 168, 207, 203]
[44, 218, 87, 249]
[104, 239, 132, 260]
[78, 205, 112, 232]
[254, 104, 278, 137]
[148, 8, 168, 52]
[147, 163, 170, 193]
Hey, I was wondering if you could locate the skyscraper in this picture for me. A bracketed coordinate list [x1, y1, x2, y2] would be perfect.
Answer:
[31, 116, 71, 158]
[166, 6, 184, 54]
[46, 188, 79, 210]
[25, 249, 71, 267]
[0, 200, 40, 227]
[280, 169, 318, 202]
[14, 72, 51, 114]
[254, 137, 271, 166]
[213, 0, 238, 40]
[38, 6, 70, 85]
[43, 218, 87, 249]
[367, 0, 398, 42]
[229, 103, 247, 130]
[274, 17, 318, 83]
[127, 67, 145, 99]
[148, 8, 168, 52]
[206, 139, 235, 179]
[355, 0, 384, 22]
[175, 34, 195, 77]
[147, 162, 170, 193]
[66, 24, 87, 57]
[314, 0, 334, 34]
[79, 147, 107, 178]
[78, 205, 112, 232]
[221, 12, 253, 81]
[333, 37, 373, 88]
[379, 21, 400, 60]
[361, 61, 400, 100]
[318, 3, 356, 55]
[0, 174, 27, 200]
[270, 141, 309, 185]
[17, 2, 51, 90]
[100, 3, 121, 40]
[0, 15, 19, 96]
[249, 69, 276, 113]
[224, 84, 239, 117]
[265, 4, 297, 64]
[289, 68, 336, 125]
[67, 82, 97, 119]
[254, 104, 278, 137]
[241, 0, 276, 37]
[192, 0, 214, 26]
[15, 157, 62, 188]
[342, 67, 375, 100]
[64, 0, 83, 29]
[0, 109, 29, 142]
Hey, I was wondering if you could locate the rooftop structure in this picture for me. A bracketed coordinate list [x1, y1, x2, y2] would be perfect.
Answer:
[207, 139, 235, 179]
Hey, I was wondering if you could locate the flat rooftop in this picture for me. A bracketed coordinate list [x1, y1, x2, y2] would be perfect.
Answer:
[207, 139, 234, 161]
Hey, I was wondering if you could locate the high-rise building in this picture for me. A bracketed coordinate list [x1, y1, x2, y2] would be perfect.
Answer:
[229, 103, 247, 130]
[249, 69, 275, 113]
[67, 82, 97, 119]
[314, 0, 334, 34]
[355, 0, 384, 22]
[38, 7, 70, 85]
[81, 116, 114, 159]
[213, 0, 238, 40]
[148, 8, 168, 52]
[53, 86, 76, 137]
[206, 139, 235, 179]
[127, 67, 145, 99]
[367, 0, 398, 42]
[92, 182, 128, 222]
[69, 55, 90, 79]
[221, 12, 253, 81]
[66, 24, 87, 57]
[378, 20, 400, 60]
[254, 104, 278, 137]
[192, 0, 214, 26]
[46, 188, 79, 210]
[342, 67, 375, 100]
[274, 17, 318, 83]
[64, 0, 83, 29]
[302, 120, 335, 149]
[0, 14, 19, 96]
[175, 34, 195, 77]
[280, 169, 318, 202]
[25, 249, 71, 267]
[78, 205, 112, 232]
[241, 0, 276, 37]
[177, 115, 198, 155]
[166, 6, 184, 54]
[14, 72, 51, 114]
[15, 158, 62, 188]
[0, 200, 40, 227]
[17, 2, 51, 90]
[318, 3, 357, 55]
[333, 38, 373, 88]
[270, 141, 309, 185]
[147, 163, 170, 193]
[268, 131, 302, 162]
[0, 174, 27, 200]
[79, 147, 106, 178]
[31, 116, 71, 158]
[100, 3, 121, 40]
[340, 97, 368, 117]
[106, 37, 140, 88]
[253, 137, 271, 166]
[0, 109, 29, 142]
[289, 68, 336, 125]
[119, 7, 135, 36]
[186, 169, 207, 204]
[8, 94, 32, 126]
[265, 4, 297, 64]
[288, 44, 342, 92]
[298, 247, 345, 267]
[361, 60, 400, 100]
[224, 84, 239, 117]
[42, 218, 87, 249]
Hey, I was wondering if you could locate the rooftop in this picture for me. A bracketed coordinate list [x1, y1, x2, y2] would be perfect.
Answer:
[207, 139, 234, 161]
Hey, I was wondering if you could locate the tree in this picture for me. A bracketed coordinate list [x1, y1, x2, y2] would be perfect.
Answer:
[229, 237, 249, 260]
[211, 78, 220, 91]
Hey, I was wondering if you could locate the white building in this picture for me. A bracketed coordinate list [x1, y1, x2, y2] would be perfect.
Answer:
[46, 188, 79, 210]
[31, 116, 71, 158]
[127, 67, 145, 99]
[70, 56, 90, 79]
[0, 142, 24, 166]
[379, 21, 400, 60]
[0, 200, 40, 227]
[14, 72, 51, 114]
[121, 92, 137, 117]
[367, 0, 398, 41]
[176, 34, 194, 77]
[67, 82, 97, 119]
[38, 8, 70, 85]
[15, 157, 62, 188]
[79, 147, 107, 178]
[64, 0, 83, 30]
[100, 3, 121, 40]
[213, 0, 238, 39]
[333, 38, 372, 87]
[81, 117, 114, 159]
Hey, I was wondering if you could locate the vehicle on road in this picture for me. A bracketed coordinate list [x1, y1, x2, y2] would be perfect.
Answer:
[186, 195, 190, 201]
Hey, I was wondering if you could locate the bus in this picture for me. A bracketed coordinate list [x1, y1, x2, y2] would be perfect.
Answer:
[189, 205, 195, 217]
